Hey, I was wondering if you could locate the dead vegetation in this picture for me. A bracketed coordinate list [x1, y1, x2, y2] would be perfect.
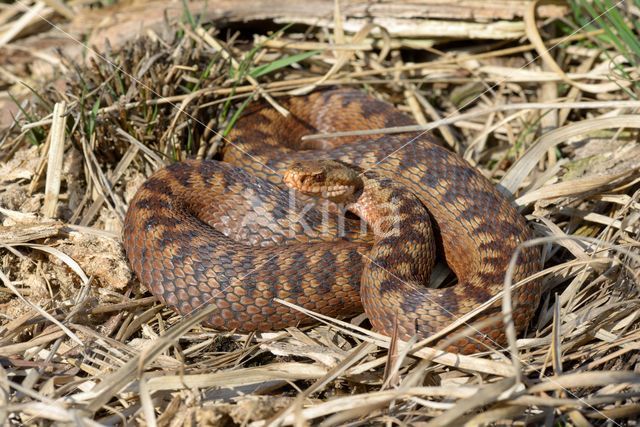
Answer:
[1, 0, 640, 425]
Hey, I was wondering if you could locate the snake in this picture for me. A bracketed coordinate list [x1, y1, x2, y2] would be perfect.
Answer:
[123, 88, 541, 354]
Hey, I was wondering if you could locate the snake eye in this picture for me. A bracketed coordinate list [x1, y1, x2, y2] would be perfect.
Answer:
[309, 171, 326, 182]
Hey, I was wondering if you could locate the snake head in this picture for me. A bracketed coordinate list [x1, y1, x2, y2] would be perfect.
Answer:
[283, 160, 363, 203]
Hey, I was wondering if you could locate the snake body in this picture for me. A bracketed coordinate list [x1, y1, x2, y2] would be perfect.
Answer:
[123, 89, 541, 353]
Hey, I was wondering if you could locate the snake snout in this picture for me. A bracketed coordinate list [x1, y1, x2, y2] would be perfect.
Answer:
[284, 161, 330, 192]
[283, 163, 324, 192]
[284, 160, 362, 203]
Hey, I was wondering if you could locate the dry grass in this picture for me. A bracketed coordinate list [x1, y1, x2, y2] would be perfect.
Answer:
[1, 1, 640, 425]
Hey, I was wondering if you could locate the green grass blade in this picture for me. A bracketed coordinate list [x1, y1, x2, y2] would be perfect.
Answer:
[249, 50, 321, 78]
[8, 91, 42, 145]
[583, 0, 627, 53]
[87, 98, 101, 136]
[223, 95, 253, 137]
[181, 0, 196, 28]
[599, 0, 640, 57]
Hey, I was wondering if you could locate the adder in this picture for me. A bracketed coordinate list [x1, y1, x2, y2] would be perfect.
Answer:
[123, 88, 541, 354]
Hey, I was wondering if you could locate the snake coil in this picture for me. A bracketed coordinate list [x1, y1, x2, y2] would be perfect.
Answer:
[123, 89, 541, 354]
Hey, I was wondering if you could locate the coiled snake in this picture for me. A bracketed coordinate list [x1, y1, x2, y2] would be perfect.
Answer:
[123, 89, 541, 354]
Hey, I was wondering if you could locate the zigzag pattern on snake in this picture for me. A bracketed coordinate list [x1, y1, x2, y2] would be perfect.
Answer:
[123, 89, 541, 354]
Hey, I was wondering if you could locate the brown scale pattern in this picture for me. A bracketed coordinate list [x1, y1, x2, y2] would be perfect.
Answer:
[123, 89, 541, 353]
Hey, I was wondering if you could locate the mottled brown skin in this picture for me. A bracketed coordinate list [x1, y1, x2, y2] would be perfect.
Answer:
[123, 89, 541, 354]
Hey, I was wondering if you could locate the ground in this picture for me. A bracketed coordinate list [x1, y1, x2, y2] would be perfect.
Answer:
[0, 0, 639, 425]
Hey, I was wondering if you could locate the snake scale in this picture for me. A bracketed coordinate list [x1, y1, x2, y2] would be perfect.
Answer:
[123, 89, 541, 354]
